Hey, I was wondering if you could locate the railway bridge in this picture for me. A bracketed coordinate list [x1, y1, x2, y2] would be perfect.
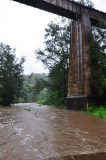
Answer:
[12, 0, 106, 109]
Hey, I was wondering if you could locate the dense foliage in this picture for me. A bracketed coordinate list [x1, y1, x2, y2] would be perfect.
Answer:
[77, 0, 94, 7]
[17, 73, 48, 103]
[88, 106, 106, 119]
[90, 27, 106, 97]
[0, 43, 25, 106]
[35, 18, 71, 106]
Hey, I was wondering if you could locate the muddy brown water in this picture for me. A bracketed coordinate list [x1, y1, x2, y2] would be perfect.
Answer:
[0, 103, 106, 160]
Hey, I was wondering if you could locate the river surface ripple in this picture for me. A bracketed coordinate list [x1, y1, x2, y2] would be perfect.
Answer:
[0, 103, 106, 160]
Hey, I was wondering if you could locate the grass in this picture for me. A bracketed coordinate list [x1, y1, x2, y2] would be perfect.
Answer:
[36, 99, 65, 109]
[87, 106, 106, 119]
[36, 99, 47, 105]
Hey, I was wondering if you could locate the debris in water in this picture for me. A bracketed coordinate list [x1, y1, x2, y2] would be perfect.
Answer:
[24, 108, 31, 111]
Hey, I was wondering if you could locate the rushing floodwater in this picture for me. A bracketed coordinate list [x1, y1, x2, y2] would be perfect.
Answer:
[0, 103, 106, 160]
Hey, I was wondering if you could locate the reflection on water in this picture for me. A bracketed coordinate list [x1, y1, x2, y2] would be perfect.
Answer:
[0, 104, 106, 159]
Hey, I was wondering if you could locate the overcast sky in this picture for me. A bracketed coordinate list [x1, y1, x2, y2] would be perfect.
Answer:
[0, 0, 106, 75]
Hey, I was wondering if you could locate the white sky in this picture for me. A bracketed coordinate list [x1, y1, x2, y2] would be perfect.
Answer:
[0, 0, 106, 74]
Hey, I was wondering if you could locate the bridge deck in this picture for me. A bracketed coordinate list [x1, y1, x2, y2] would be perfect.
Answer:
[13, 0, 106, 27]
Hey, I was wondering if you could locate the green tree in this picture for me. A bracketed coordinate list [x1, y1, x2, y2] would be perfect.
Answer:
[17, 73, 48, 103]
[0, 43, 25, 106]
[90, 27, 106, 97]
[35, 18, 71, 105]
[33, 76, 48, 94]
[78, 0, 94, 7]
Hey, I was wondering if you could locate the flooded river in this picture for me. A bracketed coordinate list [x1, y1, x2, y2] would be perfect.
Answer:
[0, 103, 106, 160]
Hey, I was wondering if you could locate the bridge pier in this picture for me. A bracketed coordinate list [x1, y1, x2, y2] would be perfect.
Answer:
[66, 14, 92, 110]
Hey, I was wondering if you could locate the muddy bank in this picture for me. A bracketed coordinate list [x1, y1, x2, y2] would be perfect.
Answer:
[0, 103, 106, 160]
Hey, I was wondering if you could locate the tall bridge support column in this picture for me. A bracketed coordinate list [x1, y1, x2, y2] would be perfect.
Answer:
[66, 14, 92, 110]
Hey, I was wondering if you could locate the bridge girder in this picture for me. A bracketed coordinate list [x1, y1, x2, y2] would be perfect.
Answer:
[12, 0, 106, 28]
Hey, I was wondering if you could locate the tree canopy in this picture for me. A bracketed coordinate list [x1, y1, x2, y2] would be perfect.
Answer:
[90, 27, 106, 96]
[35, 18, 71, 106]
[0, 43, 25, 106]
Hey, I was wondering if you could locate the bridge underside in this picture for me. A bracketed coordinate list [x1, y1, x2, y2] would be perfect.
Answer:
[13, 0, 106, 28]
[12, 0, 106, 109]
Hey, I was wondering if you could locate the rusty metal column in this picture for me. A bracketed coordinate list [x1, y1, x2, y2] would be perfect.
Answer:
[66, 14, 92, 110]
